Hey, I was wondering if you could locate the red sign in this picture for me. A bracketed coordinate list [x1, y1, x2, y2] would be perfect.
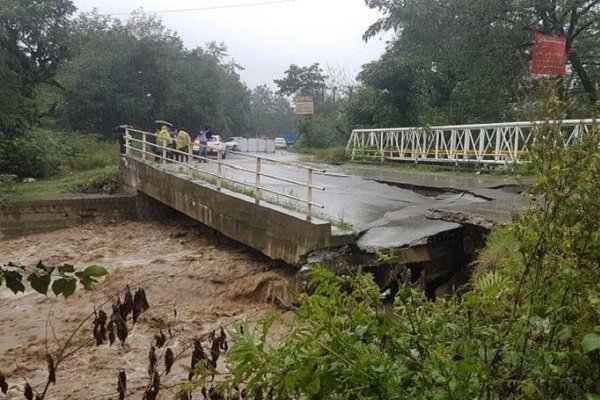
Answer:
[531, 32, 567, 76]
[294, 96, 314, 115]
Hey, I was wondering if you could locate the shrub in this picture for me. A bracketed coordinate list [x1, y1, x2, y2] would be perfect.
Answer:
[10, 129, 68, 178]
[0, 174, 16, 208]
[68, 171, 122, 194]
[64, 133, 119, 171]
[313, 147, 349, 165]
[2, 129, 120, 178]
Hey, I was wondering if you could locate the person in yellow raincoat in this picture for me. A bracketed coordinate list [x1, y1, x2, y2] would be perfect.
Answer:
[156, 125, 171, 160]
[175, 128, 191, 162]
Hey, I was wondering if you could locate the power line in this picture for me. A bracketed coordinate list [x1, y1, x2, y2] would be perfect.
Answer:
[101, 0, 295, 16]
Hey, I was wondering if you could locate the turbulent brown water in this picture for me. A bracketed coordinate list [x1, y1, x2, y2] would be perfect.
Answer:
[0, 221, 293, 399]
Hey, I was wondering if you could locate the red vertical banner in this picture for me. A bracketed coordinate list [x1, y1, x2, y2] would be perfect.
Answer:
[531, 32, 567, 76]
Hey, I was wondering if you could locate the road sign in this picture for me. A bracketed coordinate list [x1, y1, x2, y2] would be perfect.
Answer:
[295, 96, 314, 115]
[531, 32, 567, 76]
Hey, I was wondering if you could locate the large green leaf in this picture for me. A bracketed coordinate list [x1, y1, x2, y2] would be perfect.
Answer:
[3, 271, 25, 294]
[582, 333, 600, 354]
[76, 265, 108, 279]
[27, 272, 51, 295]
[52, 277, 77, 299]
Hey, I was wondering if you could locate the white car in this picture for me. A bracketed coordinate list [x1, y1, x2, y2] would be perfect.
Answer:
[274, 137, 287, 149]
[224, 137, 239, 151]
[192, 135, 227, 159]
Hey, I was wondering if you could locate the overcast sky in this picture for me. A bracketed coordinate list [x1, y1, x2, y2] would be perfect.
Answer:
[70, 0, 389, 89]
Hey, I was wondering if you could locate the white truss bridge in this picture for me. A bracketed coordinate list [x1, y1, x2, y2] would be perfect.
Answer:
[346, 119, 600, 165]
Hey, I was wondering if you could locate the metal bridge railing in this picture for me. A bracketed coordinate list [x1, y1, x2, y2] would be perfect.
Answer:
[346, 119, 600, 165]
[124, 128, 325, 221]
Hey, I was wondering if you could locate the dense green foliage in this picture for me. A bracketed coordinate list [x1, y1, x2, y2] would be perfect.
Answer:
[0, 173, 15, 207]
[2, 129, 118, 178]
[0, 0, 75, 175]
[67, 170, 122, 194]
[275, 63, 350, 148]
[187, 98, 600, 398]
[248, 85, 295, 138]
[284, 1, 600, 149]
[0, 1, 294, 177]
[2, 0, 600, 169]
[350, 0, 600, 127]
[57, 13, 252, 136]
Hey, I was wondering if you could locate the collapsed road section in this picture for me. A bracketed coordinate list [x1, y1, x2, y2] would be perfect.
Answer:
[301, 165, 527, 298]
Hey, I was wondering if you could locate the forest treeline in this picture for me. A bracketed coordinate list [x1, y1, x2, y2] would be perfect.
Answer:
[1, 0, 599, 176]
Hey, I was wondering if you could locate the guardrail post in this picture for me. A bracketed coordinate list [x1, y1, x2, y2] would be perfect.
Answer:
[306, 168, 313, 221]
[162, 145, 166, 165]
[142, 132, 147, 161]
[255, 157, 261, 204]
[187, 145, 192, 174]
[217, 151, 222, 191]
[125, 129, 131, 156]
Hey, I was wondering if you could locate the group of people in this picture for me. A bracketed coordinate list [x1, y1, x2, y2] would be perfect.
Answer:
[153, 124, 213, 162]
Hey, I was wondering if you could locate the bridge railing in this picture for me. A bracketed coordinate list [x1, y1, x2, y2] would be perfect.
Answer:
[346, 119, 600, 165]
[123, 128, 325, 221]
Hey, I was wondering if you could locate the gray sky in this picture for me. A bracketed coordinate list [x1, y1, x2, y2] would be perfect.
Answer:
[71, 0, 388, 89]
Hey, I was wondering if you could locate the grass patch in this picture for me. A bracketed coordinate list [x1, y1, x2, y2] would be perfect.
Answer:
[472, 226, 521, 279]
[289, 146, 350, 165]
[64, 133, 120, 171]
[13, 166, 119, 199]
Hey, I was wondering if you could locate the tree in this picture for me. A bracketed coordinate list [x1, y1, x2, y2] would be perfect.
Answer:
[248, 85, 294, 137]
[360, 0, 600, 125]
[0, 0, 75, 173]
[57, 11, 251, 136]
[274, 63, 328, 103]
[274, 63, 352, 148]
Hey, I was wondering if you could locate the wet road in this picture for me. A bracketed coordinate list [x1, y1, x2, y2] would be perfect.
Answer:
[163, 151, 520, 251]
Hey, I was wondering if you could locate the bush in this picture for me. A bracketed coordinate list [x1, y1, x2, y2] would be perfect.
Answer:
[295, 114, 349, 149]
[68, 171, 122, 194]
[64, 133, 119, 171]
[1, 129, 119, 178]
[313, 147, 349, 165]
[0, 174, 16, 208]
[10, 129, 69, 178]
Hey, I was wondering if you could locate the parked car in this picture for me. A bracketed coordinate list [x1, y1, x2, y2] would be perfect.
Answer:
[224, 137, 239, 151]
[274, 137, 287, 149]
[192, 135, 227, 159]
[282, 133, 297, 144]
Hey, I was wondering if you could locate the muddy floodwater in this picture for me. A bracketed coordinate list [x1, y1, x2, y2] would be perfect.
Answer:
[0, 221, 293, 399]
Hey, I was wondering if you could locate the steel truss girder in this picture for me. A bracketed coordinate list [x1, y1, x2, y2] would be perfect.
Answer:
[346, 119, 600, 165]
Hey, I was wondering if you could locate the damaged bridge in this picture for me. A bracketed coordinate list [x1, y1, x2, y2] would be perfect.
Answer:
[122, 128, 525, 294]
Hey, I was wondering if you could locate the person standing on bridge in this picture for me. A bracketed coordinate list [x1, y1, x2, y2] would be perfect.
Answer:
[176, 128, 191, 163]
[197, 128, 208, 162]
[157, 125, 171, 161]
